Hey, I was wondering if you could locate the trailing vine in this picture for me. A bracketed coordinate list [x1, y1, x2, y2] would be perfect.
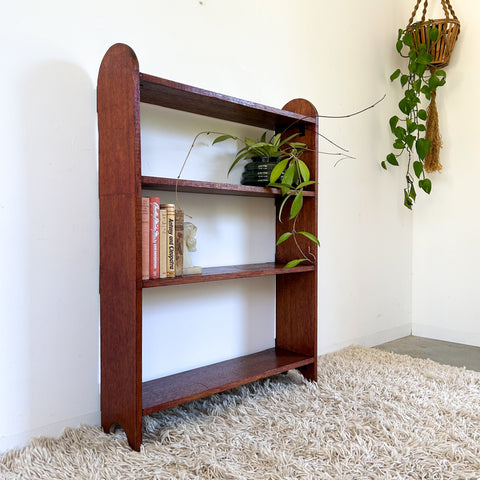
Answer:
[385, 25, 446, 209]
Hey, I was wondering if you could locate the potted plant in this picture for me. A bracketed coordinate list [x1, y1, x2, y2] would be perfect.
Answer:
[213, 131, 319, 268]
[385, 25, 447, 209]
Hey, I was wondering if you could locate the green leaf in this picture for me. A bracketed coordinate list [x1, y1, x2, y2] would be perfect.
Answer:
[390, 69, 401, 81]
[418, 109, 427, 121]
[413, 161, 423, 178]
[401, 75, 409, 87]
[297, 160, 310, 182]
[279, 132, 301, 147]
[396, 40, 403, 53]
[387, 153, 399, 166]
[269, 158, 290, 183]
[298, 231, 320, 245]
[276, 232, 292, 246]
[404, 188, 413, 209]
[416, 138, 431, 160]
[278, 193, 294, 221]
[406, 119, 417, 133]
[272, 132, 282, 146]
[289, 191, 303, 219]
[227, 151, 249, 175]
[269, 183, 290, 196]
[417, 124, 426, 132]
[409, 184, 417, 201]
[428, 27, 439, 42]
[389, 116, 399, 133]
[381, 160, 387, 170]
[415, 62, 427, 76]
[419, 178, 432, 194]
[282, 164, 296, 186]
[403, 32, 414, 47]
[393, 139, 405, 150]
[284, 258, 307, 268]
[399, 97, 412, 115]
[405, 134, 416, 150]
[212, 134, 236, 145]
[295, 180, 316, 189]
[394, 126, 406, 140]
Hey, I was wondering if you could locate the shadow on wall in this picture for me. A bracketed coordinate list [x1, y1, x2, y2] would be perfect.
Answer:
[14, 60, 100, 446]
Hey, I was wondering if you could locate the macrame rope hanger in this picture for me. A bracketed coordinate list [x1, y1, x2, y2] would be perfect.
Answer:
[406, 0, 460, 173]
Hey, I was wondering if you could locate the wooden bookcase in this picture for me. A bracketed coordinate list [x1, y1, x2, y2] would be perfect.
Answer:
[97, 43, 318, 451]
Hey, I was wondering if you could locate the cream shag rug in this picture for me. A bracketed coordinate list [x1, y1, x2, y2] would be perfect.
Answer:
[2, 346, 480, 479]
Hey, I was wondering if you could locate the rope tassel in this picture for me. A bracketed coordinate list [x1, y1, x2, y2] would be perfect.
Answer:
[424, 88, 443, 173]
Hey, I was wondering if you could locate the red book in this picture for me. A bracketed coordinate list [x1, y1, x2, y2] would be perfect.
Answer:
[141, 197, 150, 280]
[149, 197, 160, 279]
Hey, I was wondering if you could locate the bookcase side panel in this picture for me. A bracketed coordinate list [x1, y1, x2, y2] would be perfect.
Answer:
[275, 98, 318, 381]
[98, 43, 143, 450]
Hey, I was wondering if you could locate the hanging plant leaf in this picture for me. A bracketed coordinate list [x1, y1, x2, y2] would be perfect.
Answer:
[413, 161, 423, 178]
[212, 134, 237, 145]
[403, 32, 414, 47]
[428, 27, 439, 42]
[282, 163, 296, 186]
[297, 160, 310, 182]
[387, 153, 399, 166]
[389, 116, 399, 132]
[284, 258, 307, 268]
[269, 158, 290, 183]
[415, 138, 431, 160]
[289, 191, 303, 220]
[390, 69, 401, 81]
[276, 232, 293, 246]
[298, 231, 320, 245]
[418, 178, 432, 194]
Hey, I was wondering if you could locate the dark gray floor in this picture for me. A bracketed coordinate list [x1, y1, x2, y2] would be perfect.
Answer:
[375, 335, 480, 372]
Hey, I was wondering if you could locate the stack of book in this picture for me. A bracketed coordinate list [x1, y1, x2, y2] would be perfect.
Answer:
[142, 197, 184, 280]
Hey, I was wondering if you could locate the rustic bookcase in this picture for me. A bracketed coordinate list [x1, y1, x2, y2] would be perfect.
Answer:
[97, 43, 318, 450]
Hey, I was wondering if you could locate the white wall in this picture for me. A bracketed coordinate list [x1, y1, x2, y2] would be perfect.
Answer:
[1, 0, 411, 452]
[411, 3, 480, 346]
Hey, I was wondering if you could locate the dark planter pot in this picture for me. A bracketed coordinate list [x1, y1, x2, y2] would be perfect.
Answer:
[240, 156, 281, 186]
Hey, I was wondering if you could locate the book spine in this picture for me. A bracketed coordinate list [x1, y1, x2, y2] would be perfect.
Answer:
[165, 204, 176, 278]
[159, 207, 167, 279]
[175, 209, 184, 277]
[149, 197, 160, 279]
[141, 197, 150, 280]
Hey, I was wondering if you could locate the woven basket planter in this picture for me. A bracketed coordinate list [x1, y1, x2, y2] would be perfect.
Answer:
[407, 17, 460, 68]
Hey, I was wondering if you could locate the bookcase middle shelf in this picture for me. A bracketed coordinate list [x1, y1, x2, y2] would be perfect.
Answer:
[141, 176, 316, 198]
[143, 262, 315, 287]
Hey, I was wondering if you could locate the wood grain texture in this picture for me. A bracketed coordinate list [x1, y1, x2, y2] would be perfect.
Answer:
[98, 43, 143, 451]
[143, 262, 315, 287]
[139, 73, 316, 131]
[98, 44, 319, 450]
[142, 176, 315, 198]
[142, 348, 315, 415]
[275, 99, 318, 382]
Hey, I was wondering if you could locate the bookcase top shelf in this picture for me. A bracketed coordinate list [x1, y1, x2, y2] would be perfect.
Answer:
[139, 73, 316, 130]
[141, 176, 316, 198]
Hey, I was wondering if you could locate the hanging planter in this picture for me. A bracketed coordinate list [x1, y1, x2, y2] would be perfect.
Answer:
[406, 1, 460, 69]
[384, 0, 460, 208]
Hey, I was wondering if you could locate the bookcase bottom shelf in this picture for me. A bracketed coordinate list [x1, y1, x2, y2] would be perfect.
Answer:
[142, 347, 315, 415]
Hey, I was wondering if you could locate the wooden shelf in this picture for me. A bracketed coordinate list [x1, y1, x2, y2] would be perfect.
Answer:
[98, 43, 318, 451]
[139, 73, 316, 131]
[142, 348, 314, 415]
[143, 262, 315, 287]
[142, 176, 316, 198]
